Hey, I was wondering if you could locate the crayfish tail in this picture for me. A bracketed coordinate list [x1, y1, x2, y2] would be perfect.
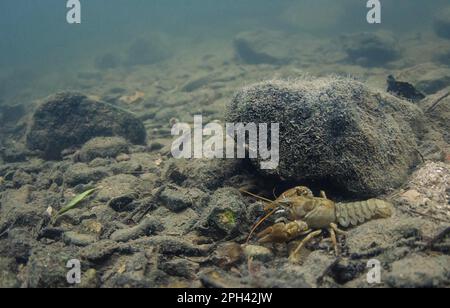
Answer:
[335, 199, 393, 228]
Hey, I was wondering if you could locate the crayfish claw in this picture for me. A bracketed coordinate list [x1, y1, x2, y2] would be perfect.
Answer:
[257, 221, 310, 244]
[257, 223, 290, 244]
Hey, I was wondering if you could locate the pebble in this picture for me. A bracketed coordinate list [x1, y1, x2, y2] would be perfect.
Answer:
[160, 186, 193, 212]
[110, 217, 163, 242]
[400, 189, 423, 205]
[243, 245, 274, 262]
[116, 153, 131, 162]
[63, 231, 96, 247]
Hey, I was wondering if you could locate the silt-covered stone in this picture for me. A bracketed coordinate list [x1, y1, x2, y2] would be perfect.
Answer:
[226, 76, 424, 197]
[26, 92, 146, 160]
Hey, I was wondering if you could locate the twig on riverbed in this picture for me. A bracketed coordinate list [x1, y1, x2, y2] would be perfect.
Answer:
[123, 185, 165, 223]
[0, 220, 16, 239]
[404, 208, 450, 224]
[426, 91, 450, 113]
[426, 227, 450, 249]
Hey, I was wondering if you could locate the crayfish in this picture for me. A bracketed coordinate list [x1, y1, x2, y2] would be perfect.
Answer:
[241, 186, 393, 262]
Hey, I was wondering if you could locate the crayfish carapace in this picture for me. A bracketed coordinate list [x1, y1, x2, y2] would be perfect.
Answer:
[241, 186, 393, 262]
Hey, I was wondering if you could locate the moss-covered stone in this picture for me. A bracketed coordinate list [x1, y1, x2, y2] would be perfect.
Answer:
[226, 76, 424, 197]
[26, 92, 146, 160]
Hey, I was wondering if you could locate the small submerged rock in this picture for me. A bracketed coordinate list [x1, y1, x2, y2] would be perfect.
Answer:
[64, 163, 109, 187]
[110, 217, 163, 242]
[96, 174, 141, 202]
[108, 192, 139, 212]
[63, 231, 96, 247]
[243, 245, 274, 262]
[159, 186, 194, 213]
[26, 92, 146, 160]
[385, 254, 450, 288]
[159, 259, 200, 279]
[196, 188, 248, 240]
[77, 137, 129, 162]
[387, 75, 425, 102]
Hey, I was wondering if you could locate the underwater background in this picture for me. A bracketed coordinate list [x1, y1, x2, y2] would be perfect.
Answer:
[1, 0, 449, 102]
[0, 1, 449, 288]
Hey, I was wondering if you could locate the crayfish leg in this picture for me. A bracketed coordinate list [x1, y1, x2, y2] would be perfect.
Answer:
[330, 222, 348, 236]
[329, 223, 348, 256]
[329, 227, 338, 256]
[289, 230, 322, 263]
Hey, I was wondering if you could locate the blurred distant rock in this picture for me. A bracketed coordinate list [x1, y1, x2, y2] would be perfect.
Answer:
[26, 92, 146, 160]
[434, 7, 450, 40]
[233, 30, 292, 65]
[76, 137, 130, 162]
[435, 48, 450, 66]
[226, 76, 424, 197]
[387, 75, 425, 102]
[94, 52, 121, 70]
[396, 63, 450, 95]
[340, 32, 400, 67]
[126, 35, 171, 66]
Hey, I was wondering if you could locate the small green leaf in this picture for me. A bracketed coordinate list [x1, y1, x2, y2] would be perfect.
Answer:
[56, 188, 97, 217]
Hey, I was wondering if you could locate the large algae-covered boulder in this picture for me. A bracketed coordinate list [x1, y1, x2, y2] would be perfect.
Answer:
[26, 92, 146, 160]
[226, 77, 424, 197]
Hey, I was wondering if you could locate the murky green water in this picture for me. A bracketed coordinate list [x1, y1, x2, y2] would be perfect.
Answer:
[0, 0, 448, 103]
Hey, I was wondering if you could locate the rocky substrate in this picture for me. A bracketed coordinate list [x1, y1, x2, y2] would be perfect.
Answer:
[0, 149, 449, 288]
[0, 89, 449, 288]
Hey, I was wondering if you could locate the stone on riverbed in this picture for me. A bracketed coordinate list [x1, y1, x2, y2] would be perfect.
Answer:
[77, 137, 129, 162]
[226, 76, 424, 197]
[26, 92, 146, 160]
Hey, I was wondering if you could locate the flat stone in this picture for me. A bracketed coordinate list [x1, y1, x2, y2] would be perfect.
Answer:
[243, 245, 274, 262]
[63, 231, 96, 247]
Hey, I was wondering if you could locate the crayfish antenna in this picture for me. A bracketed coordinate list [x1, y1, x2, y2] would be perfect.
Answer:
[239, 189, 275, 203]
[246, 207, 279, 244]
[239, 189, 281, 244]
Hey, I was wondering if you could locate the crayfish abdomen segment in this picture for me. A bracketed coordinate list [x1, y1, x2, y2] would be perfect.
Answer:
[335, 199, 393, 228]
